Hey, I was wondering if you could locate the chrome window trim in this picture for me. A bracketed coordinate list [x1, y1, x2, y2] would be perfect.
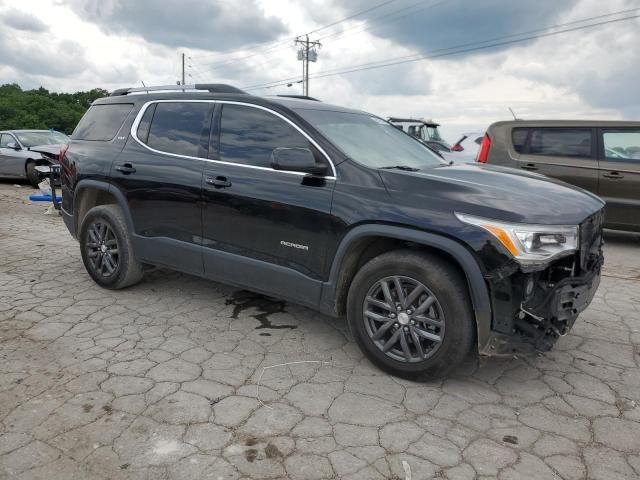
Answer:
[129, 99, 337, 179]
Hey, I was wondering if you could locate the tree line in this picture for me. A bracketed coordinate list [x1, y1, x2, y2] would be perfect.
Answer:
[0, 84, 109, 134]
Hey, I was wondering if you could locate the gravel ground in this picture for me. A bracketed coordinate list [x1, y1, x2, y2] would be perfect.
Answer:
[1, 181, 639, 480]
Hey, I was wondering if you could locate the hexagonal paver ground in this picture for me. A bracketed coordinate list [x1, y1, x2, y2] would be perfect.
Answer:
[1, 181, 640, 479]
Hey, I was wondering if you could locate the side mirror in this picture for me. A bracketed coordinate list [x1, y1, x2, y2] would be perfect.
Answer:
[270, 147, 327, 175]
[7, 142, 20, 150]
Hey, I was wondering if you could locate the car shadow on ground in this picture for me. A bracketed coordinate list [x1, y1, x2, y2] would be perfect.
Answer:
[0, 178, 31, 186]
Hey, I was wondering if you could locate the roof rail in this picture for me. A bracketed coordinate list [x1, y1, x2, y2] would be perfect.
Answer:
[275, 94, 321, 101]
[111, 84, 247, 96]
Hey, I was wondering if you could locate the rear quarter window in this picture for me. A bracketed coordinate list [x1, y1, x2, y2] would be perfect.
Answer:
[529, 128, 592, 157]
[72, 103, 133, 141]
[136, 104, 156, 144]
[511, 127, 592, 157]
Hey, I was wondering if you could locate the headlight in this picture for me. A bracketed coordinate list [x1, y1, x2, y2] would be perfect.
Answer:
[455, 213, 579, 264]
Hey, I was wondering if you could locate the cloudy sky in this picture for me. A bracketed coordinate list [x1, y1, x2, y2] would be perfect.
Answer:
[1, 0, 639, 141]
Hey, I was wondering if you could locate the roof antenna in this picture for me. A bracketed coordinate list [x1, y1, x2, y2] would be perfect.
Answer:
[508, 107, 520, 121]
[141, 81, 148, 93]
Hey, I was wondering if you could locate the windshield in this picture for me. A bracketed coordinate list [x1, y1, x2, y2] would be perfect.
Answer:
[295, 109, 445, 170]
[14, 131, 69, 147]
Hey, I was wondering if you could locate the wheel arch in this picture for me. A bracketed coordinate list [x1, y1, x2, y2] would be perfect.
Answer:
[73, 180, 134, 235]
[320, 224, 492, 351]
[25, 153, 52, 168]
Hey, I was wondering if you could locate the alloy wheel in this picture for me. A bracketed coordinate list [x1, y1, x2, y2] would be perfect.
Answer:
[363, 275, 445, 363]
[85, 221, 119, 277]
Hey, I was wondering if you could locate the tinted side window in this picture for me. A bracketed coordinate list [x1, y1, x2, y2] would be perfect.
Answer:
[146, 102, 213, 158]
[220, 104, 310, 168]
[529, 128, 592, 157]
[512, 128, 529, 153]
[72, 103, 133, 141]
[0, 134, 13, 148]
[136, 103, 156, 144]
[602, 130, 640, 160]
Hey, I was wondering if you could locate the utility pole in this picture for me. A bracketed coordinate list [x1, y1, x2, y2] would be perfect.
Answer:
[295, 35, 321, 96]
[181, 52, 186, 86]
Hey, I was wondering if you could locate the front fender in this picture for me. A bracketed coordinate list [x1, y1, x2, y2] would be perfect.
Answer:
[319, 224, 492, 352]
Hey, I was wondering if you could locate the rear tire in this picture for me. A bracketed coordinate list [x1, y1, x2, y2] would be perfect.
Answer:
[26, 161, 41, 187]
[347, 249, 475, 379]
[79, 205, 144, 289]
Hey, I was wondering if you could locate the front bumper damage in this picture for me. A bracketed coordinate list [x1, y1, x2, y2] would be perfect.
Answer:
[35, 163, 62, 211]
[481, 210, 604, 356]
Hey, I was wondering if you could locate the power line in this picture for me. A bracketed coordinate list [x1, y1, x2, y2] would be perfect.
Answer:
[316, 0, 446, 43]
[311, 12, 640, 79]
[254, 5, 640, 88]
[192, 0, 401, 69]
[193, 0, 443, 80]
[242, 9, 640, 91]
[308, 0, 401, 35]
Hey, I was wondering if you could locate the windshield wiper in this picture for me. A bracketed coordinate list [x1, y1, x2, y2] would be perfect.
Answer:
[379, 165, 420, 172]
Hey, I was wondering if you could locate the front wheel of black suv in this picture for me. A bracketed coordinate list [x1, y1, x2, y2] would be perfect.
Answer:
[79, 205, 144, 289]
[347, 250, 475, 379]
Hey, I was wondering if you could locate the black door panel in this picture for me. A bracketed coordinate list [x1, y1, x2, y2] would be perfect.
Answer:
[202, 103, 336, 289]
[110, 101, 214, 273]
[112, 141, 205, 244]
[202, 163, 334, 279]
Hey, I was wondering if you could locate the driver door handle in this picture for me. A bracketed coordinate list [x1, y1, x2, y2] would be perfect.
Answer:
[521, 163, 538, 171]
[603, 171, 624, 179]
[116, 163, 136, 174]
[206, 176, 232, 188]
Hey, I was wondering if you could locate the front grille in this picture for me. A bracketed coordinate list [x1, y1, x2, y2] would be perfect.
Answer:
[579, 209, 604, 273]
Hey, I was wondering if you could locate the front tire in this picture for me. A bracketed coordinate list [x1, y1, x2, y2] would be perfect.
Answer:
[347, 250, 475, 379]
[79, 205, 143, 289]
[26, 161, 41, 187]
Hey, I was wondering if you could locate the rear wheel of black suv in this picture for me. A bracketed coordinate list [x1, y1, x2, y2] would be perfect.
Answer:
[347, 250, 475, 379]
[79, 205, 144, 289]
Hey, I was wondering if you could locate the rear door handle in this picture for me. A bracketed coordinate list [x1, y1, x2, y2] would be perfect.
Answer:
[116, 163, 136, 174]
[521, 163, 538, 171]
[206, 176, 232, 188]
[603, 171, 623, 179]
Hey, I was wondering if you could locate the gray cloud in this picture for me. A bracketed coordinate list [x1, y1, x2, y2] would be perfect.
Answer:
[1, 8, 49, 32]
[337, 63, 431, 96]
[65, 0, 288, 51]
[321, 0, 579, 57]
[0, 26, 89, 78]
[507, 16, 640, 119]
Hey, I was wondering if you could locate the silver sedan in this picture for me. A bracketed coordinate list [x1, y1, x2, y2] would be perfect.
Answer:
[0, 129, 69, 186]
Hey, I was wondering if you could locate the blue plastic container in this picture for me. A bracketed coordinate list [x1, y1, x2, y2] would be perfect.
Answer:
[29, 194, 62, 203]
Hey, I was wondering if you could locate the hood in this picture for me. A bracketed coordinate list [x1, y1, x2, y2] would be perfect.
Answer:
[379, 162, 605, 225]
[27, 144, 64, 158]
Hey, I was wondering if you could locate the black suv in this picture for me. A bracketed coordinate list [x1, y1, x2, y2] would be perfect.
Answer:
[56, 84, 605, 377]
